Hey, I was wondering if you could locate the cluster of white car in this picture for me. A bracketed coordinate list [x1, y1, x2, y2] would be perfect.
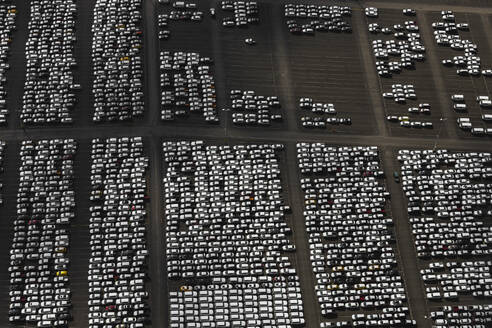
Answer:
[386, 115, 433, 128]
[297, 143, 415, 327]
[430, 304, 492, 327]
[299, 98, 336, 114]
[284, 4, 352, 35]
[158, 14, 170, 40]
[299, 98, 351, 128]
[398, 149, 492, 256]
[300, 116, 352, 129]
[434, 11, 492, 76]
[220, 1, 259, 27]
[453, 95, 492, 134]
[20, 0, 78, 125]
[8, 139, 77, 327]
[383, 84, 417, 103]
[422, 261, 492, 300]
[160, 51, 218, 123]
[170, 1, 202, 21]
[92, 0, 144, 122]
[163, 140, 305, 327]
[0, 140, 4, 205]
[158, 2, 203, 40]
[229, 89, 282, 126]
[364, 7, 378, 18]
[88, 137, 150, 327]
[370, 17, 425, 77]
[0, 4, 16, 125]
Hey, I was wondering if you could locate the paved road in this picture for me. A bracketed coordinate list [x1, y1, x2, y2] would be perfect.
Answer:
[352, 7, 389, 137]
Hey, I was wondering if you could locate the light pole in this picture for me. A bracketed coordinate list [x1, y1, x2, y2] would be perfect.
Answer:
[433, 117, 447, 151]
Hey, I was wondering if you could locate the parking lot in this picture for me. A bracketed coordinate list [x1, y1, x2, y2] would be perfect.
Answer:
[425, 11, 492, 138]
[0, 0, 491, 328]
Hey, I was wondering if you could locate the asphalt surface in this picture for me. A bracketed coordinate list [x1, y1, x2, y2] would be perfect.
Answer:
[0, 0, 492, 328]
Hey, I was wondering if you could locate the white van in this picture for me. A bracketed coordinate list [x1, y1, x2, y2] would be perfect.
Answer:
[471, 127, 485, 135]
[479, 100, 492, 107]
[458, 122, 472, 130]
[453, 103, 467, 111]
[451, 94, 464, 101]
[476, 95, 490, 101]
[482, 114, 492, 121]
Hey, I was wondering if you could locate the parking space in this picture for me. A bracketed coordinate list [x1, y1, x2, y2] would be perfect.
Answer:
[7, 139, 77, 327]
[91, 0, 145, 123]
[365, 9, 448, 137]
[296, 143, 415, 327]
[0, 4, 16, 126]
[429, 304, 492, 327]
[162, 140, 306, 327]
[284, 8, 378, 135]
[397, 149, 492, 324]
[156, 0, 219, 127]
[20, 1, 78, 125]
[0, 140, 18, 327]
[426, 11, 492, 138]
[87, 137, 151, 327]
[0, 1, 492, 328]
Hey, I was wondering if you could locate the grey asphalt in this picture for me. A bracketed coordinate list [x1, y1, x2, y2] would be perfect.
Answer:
[0, 0, 492, 328]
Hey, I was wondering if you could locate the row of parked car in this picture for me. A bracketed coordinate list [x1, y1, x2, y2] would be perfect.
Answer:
[433, 11, 492, 76]
[430, 304, 492, 327]
[422, 260, 492, 300]
[220, 1, 259, 27]
[160, 51, 218, 123]
[8, 139, 77, 327]
[170, 283, 305, 328]
[0, 4, 16, 125]
[284, 4, 352, 35]
[0, 140, 4, 205]
[368, 11, 425, 77]
[398, 149, 492, 259]
[300, 116, 351, 129]
[383, 84, 418, 103]
[21, 0, 78, 125]
[88, 137, 150, 327]
[92, 0, 144, 122]
[297, 143, 415, 327]
[163, 140, 305, 327]
[228, 89, 282, 126]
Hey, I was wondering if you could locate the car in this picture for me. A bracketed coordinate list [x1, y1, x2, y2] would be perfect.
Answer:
[244, 38, 256, 45]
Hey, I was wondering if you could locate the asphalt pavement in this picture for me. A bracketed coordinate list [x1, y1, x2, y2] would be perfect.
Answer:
[1, 0, 492, 328]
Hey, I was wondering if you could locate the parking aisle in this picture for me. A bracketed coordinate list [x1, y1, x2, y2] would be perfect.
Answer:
[382, 147, 429, 328]
[69, 139, 91, 327]
[0, 140, 18, 327]
[5, 0, 29, 130]
[284, 142, 320, 328]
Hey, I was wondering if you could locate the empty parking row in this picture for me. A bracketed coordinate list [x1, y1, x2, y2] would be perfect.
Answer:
[88, 137, 150, 327]
[8, 139, 77, 327]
